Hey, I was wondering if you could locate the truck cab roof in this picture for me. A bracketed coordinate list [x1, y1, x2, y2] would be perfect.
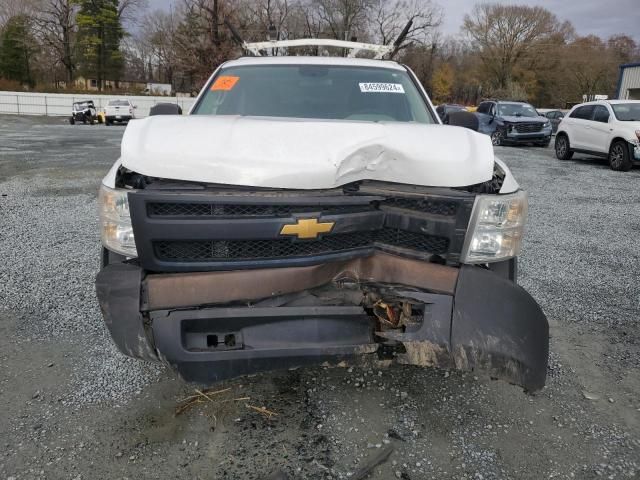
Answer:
[222, 55, 405, 70]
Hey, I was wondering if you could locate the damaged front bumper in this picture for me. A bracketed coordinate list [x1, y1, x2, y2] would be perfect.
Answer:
[96, 253, 548, 391]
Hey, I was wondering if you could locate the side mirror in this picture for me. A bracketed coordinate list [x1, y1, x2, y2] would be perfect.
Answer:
[133, 105, 138, 109]
[149, 103, 183, 116]
[447, 111, 479, 131]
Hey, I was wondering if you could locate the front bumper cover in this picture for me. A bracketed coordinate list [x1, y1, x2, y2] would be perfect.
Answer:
[96, 259, 548, 391]
[504, 130, 552, 144]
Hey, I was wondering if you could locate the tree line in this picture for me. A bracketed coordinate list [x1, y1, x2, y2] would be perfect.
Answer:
[0, 0, 638, 107]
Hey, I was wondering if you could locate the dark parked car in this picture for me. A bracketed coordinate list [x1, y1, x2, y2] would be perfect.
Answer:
[475, 100, 552, 146]
[435, 104, 468, 124]
[540, 109, 565, 133]
[70, 100, 98, 125]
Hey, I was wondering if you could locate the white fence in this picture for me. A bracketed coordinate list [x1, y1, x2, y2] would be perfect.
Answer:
[0, 91, 196, 118]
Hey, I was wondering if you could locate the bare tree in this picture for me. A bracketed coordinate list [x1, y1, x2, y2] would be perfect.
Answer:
[566, 35, 617, 97]
[139, 9, 177, 82]
[369, 0, 442, 47]
[117, 0, 148, 26]
[33, 0, 77, 85]
[238, 0, 289, 39]
[607, 34, 638, 64]
[463, 3, 560, 89]
[170, 0, 237, 90]
[0, 0, 39, 26]
[312, 0, 371, 41]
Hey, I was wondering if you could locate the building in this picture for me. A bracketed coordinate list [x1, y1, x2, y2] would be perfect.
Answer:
[74, 76, 147, 92]
[616, 63, 640, 100]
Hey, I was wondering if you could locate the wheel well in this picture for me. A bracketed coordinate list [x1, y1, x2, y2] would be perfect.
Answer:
[609, 137, 628, 151]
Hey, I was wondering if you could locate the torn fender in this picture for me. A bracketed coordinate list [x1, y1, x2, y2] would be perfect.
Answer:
[451, 265, 549, 391]
[95, 263, 158, 361]
[377, 266, 548, 391]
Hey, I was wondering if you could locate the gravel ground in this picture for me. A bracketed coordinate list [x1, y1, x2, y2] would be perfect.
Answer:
[0, 115, 638, 480]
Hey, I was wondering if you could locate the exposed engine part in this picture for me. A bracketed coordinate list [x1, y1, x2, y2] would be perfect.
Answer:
[115, 166, 151, 189]
[458, 162, 505, 194]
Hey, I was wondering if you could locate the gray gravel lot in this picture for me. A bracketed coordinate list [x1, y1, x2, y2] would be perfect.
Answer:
[0, 115, 638, 480]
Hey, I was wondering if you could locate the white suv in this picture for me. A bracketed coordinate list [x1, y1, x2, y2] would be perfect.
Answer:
[555, 100, 640, 171]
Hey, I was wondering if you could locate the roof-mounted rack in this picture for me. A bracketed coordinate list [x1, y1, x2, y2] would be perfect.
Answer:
[224, 19, 413, 60]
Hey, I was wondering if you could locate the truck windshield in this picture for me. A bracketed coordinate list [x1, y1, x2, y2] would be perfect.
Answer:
[611, 103, 640, 121]
[497, 103, 539, 118]
[108, 100, 130, 106]
[192, 65, 434, 123]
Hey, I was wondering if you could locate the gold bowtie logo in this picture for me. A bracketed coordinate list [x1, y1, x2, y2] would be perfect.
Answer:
[280, 218, 335, 239]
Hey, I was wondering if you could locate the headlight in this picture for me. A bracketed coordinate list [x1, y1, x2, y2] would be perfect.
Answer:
[98, 184, 137, 257]
[543, 121, 551, 128]
[461, 190, 527, 263]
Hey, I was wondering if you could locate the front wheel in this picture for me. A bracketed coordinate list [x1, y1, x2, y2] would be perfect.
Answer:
[70, 116, 75, 125]
[555, 134, 573, 160]
[491, 130, 504, 146]
[609, 140, 632, 171]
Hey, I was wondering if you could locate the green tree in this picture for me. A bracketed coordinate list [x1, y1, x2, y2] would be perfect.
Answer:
[75, 0, 124, 90]
[0, 15, 36, 86]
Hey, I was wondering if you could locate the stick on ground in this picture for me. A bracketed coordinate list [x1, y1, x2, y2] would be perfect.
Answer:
[350, 444, 394, 480]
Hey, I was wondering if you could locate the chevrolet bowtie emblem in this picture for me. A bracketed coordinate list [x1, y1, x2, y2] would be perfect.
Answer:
[280, 218, 335, 239]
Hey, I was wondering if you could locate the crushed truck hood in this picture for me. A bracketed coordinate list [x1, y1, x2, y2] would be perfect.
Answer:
[120, 116, 494, 189]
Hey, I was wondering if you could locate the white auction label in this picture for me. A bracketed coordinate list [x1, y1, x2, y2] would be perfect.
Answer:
[359, 82, 405, 93]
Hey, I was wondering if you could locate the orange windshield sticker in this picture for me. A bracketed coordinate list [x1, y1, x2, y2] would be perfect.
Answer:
[211, 76, 239, 91]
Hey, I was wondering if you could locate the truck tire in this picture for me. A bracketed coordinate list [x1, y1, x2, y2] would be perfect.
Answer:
[608, 140, 632, 171]
[555, 134, 573, 160]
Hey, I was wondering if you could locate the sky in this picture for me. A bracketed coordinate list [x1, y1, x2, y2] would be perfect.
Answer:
[438, 0, 640, 42]
[152, 0, 640, 43]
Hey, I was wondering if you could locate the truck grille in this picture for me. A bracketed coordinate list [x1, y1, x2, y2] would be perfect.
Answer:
[379, 198, 458, 215]
[128, 186, 474, 272]
[148, 202, 366, 217]
[514, 123, 543, 133]
[154, 229, 449, 262]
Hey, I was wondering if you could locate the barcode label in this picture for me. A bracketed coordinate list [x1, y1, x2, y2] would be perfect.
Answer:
[359, 83, 405, 93]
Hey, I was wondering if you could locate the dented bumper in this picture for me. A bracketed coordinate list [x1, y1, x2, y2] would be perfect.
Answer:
[96, 256, 548, 392]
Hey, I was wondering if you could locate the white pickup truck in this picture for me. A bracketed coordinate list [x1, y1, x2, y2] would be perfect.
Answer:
[104, 99, 136, 125]
[95, 39, 548, 392]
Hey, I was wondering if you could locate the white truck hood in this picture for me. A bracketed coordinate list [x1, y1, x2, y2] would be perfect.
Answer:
[120, 116, 495, 189]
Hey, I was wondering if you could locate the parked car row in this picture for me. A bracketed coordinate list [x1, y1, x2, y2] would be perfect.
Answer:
[69, 99, 186, 126]
[69, 99, 137, 126]
[555, 100, 640, 171]
[436, 101, 557, 147]
[436, 98, 639, 171]
[537, 109, 566, 133]
[475, 100, 552, 147]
